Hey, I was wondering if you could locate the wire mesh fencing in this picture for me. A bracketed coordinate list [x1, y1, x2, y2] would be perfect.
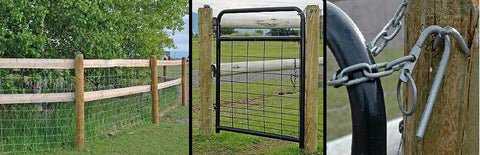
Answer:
[83, 67, 151, 141]
[0, 68, 76, 153]
[216, 40, 303, 140]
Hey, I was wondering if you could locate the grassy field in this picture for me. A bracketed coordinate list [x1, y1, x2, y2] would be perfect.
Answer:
[192, 36, 324, 154]
[325, 49, 404, 141]
[50, 103, 188, 155]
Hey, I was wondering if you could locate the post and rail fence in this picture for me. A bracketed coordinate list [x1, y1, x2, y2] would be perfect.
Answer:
[0, 54, 188, 152]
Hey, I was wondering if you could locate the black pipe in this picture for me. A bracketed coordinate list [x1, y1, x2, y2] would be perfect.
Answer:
[326, 2, 386, 154]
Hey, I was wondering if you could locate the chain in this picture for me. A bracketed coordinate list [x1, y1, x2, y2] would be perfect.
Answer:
[328, 25, 470, 153]
[327, 55, 414, 87]
[368, 0, 408, 56]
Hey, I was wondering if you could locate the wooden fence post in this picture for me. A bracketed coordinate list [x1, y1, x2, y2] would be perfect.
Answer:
[199, 7, 213, 135]
[163, 57, 168, 82]
[151, 55, 159, 124]
[403, 1, 478, 154]
[74, 54, 85, 151]
[304, 5, 320, 153]
[182, 57, 187, 106]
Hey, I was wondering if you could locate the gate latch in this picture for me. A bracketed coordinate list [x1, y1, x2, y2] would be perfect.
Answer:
[211, 64, 217, 77]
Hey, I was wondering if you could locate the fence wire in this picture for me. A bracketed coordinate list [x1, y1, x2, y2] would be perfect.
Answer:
[217, 41, 302, 138]
[0, 68, 76, 154]
[0, 64, 182, 153]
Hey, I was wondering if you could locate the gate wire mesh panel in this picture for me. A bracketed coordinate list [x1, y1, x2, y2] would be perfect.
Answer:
[214, 7, 305, 148]
[217, 41, 302, 137]
[0, 68, 76, 153]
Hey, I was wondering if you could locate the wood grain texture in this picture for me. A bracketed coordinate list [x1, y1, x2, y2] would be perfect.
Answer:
[0, 79, 180, 104]
[0, 93, 75, 104]
[220, 17, 323, 29]
[181, 57, 187, 106]
[304, 5, 320, 153]
[199, 7, 213, 136]
[151, 56, 159, 124]
[0, 58, 74, 69]
[74, 54, 85, 151]
[0, 58, 181, 69]
[403, 0, 479, 154]
[213, 58, 323, 77]
[84, 59, 181, 68]
[163, 57, 168, 82]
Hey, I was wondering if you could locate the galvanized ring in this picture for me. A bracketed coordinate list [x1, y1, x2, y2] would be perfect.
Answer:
[397, 70, 417, 116]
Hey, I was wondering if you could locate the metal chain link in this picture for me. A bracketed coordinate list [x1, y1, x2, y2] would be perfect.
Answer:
[327, 55, 414, 87]
[368, 0, 408, 56]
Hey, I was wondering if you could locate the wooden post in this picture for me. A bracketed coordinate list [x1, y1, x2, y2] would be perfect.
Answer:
[403, 1, 478, 154]
[199, 7, 213, 135]
[304, 5, 319, 153]
[181, 57, 187, 106]
[151, 55, 159, 124]
[163, 57, 168, 82]
[74, 54, 85, 151]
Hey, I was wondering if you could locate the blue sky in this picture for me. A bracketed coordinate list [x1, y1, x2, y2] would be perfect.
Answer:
[164, 15, 189, 53]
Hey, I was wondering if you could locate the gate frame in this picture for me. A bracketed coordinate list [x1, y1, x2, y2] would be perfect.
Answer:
[214, 6, 306, 148]
[198, 5, 320, 152]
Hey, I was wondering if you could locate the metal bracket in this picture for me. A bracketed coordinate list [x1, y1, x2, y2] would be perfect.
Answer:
[211, 64, 217, 77]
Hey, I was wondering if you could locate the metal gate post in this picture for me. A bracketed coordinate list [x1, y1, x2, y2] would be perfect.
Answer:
[326, 2, 387, 154]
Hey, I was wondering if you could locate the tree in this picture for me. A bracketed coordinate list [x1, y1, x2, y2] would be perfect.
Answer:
[0, 0, 188, 97]
[0, 0, 188, 59]
[220, 27, 236, 35]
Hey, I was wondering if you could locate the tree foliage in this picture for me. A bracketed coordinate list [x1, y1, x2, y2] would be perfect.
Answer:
[0, 0, 188, 59]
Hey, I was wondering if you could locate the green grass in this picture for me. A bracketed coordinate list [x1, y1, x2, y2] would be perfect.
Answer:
[192, 80, 323, 154]
[49, 106, 188, 155]
[191, 37, 323, 70]
[326, 49, 404, 141]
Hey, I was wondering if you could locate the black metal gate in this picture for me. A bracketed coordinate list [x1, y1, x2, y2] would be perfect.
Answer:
[214, 7, 306, 148]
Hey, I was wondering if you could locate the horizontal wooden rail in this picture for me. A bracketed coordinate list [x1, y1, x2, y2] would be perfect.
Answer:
[84, 59, 182, 68]
[0, 58, 182, 69]
[221, 17, 323, 29]
[0, 58, 75, 69]
[0, 93, 75, 104]
[84, 78, 180, 101]
[213, 57, 323, 76]
[0, 78, 181, 104]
